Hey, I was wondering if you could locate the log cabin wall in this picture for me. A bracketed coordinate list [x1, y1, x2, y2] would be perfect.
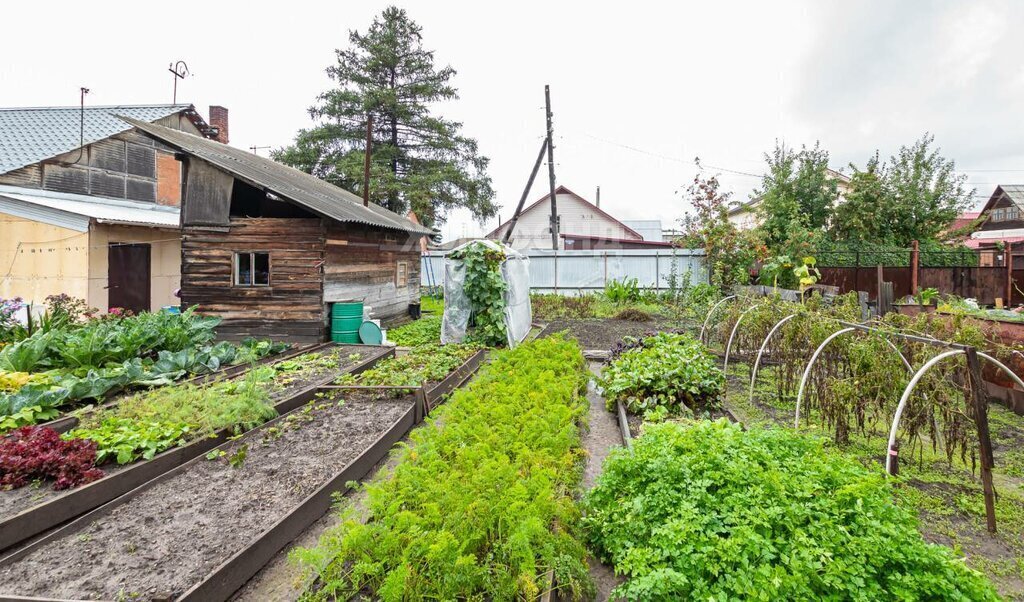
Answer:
[323, 221, 422, 325]
[181, 218, 326, 343]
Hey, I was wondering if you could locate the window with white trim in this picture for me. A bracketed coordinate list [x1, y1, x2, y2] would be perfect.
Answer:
[234, 252, 270, 287]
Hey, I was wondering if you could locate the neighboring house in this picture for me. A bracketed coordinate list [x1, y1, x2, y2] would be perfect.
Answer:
[727, 168, 852, 230]
[967, 186, 1024, 249]
[125, 117, 430, 343]
[0, 104, 224, 314]
[486, 185, 669, 250]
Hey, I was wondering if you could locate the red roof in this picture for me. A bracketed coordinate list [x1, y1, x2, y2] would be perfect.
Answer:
[560, 233, 675, 248]
[486, 185, 643, 240]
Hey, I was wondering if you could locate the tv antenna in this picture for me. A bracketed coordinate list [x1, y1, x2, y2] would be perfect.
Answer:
[168, 61, 189, 104]
[249, 145, 271, 155]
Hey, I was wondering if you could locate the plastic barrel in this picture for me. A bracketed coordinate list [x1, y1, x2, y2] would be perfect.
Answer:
[331, 302, 364, 343]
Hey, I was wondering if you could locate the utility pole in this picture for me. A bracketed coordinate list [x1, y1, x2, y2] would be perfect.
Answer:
[503, 139, 548, 244]
[545, 85, 558, 250]
[363, 113, 374, 207]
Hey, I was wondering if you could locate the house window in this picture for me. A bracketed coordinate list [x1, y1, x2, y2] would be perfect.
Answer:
[234, 252, 270, 286]
[396, 261, 408, 288]
[993, 208, 1007, 222]
[1008, 207, 1020, 221]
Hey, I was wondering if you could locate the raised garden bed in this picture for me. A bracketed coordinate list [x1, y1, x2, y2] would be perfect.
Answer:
[539, 318, 674, 351]
[0, 344, 390, 553]
[37, 341, 319, 435]
[0, 345, 486, 601]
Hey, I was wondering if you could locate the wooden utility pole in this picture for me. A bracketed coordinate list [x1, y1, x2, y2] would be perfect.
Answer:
[545, 85, 558, 250]
[966, 347, 998, 533]
[362, 114, 374, 207]
[502, 139, 548, 244]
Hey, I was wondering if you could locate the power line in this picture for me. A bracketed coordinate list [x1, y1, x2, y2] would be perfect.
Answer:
[575, 131, 764, 179]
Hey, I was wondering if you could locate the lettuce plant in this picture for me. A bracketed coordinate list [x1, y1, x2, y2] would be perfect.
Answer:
[0, 426, 104, 490]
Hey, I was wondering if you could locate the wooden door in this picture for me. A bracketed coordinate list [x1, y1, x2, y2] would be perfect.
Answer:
[108, 243, 151, 314]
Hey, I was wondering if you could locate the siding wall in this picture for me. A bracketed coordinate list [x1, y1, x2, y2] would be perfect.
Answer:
[491, 192, 640, 250]
[181, 218, 326, 343]
[0, 213, 90, 304]
[323, 222, 422, 324]
[87, 224, 181, 312]
[422, 248, 707, 294]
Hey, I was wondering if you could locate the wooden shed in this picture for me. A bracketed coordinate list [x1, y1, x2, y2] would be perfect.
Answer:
[124, 118, 432, 343]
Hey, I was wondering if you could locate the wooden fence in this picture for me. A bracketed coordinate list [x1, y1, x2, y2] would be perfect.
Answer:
[815, 243, 1019, 306]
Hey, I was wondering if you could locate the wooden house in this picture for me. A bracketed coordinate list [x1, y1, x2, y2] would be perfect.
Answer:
[124, 118, 431, 343]
[0, 104, 223, 314]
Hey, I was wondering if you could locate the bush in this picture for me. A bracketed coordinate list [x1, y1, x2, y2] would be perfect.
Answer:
[598, 332, 723, 416]
[0, 426, 104, 490]
[584, 421, 1000, 601]
[295, 335, 594, 601]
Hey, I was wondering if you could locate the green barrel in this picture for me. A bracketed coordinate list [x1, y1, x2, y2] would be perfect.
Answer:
[331, 302, 364, 343]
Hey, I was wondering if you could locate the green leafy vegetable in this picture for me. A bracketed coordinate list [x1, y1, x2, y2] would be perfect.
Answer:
[584, 420, 1000, 601]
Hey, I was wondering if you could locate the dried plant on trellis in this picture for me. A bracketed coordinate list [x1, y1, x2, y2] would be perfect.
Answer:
[803, 331, 908, 445]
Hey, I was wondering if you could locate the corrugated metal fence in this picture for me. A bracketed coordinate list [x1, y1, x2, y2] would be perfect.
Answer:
[421, 249, 707, 294]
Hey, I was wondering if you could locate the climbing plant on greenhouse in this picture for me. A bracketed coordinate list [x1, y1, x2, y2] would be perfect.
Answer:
[450, 242, 508, 346]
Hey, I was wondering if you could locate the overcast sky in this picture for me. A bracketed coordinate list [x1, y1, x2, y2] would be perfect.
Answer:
[2, 1, 1022, 241]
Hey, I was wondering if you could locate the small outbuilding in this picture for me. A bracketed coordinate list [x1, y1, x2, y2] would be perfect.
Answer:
[125, 118, 432, 343]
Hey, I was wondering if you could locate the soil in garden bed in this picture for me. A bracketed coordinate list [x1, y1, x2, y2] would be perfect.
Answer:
[540, 318, 676, 351]
[0, 390, 413, 601]
[0, 345, 375, 523]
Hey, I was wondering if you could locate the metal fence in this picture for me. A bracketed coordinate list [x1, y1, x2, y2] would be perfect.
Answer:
[421, 248, 708, 294]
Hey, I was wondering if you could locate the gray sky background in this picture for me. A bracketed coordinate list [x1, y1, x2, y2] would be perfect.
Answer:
[2, 1, 1022, 241]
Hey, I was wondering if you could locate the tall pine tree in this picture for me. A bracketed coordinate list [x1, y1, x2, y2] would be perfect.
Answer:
[274, 7, 495, 226]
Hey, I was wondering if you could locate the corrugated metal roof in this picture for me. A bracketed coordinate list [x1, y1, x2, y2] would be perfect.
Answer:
[0, 184, 180, 231]
[0, 104, 193, 175]
[123, 117, 432, 235]
[1000, 184, 1024, 207]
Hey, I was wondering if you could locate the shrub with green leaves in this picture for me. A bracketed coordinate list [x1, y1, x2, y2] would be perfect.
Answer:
[584, 420, 1000, 601]
[296, 335, 594, 601]
[598, 331, 723, 416]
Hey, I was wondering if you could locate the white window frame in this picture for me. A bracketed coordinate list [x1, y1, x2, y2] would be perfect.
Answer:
[234, 251, 271, 287]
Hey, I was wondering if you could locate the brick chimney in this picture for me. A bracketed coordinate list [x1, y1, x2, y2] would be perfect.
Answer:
[208, 106, 229, 144]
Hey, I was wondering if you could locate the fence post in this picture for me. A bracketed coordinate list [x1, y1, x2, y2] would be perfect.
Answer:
[910, 240, 919, 296]
[966, 347, 998, 533]
[854, 250, 860, 294]
[1006, 240, 1013, 305]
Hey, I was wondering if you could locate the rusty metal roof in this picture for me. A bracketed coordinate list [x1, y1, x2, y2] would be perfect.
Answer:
[123, 117, 432, 236]
[0, 104, 194, 175]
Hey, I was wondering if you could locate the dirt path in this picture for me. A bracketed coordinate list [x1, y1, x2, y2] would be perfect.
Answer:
[582, 363, 624, 601]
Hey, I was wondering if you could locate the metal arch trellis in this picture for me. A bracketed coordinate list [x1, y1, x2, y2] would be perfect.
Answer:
[793, 327, 914, 429]
[748, 313, 799, 404]
[723, 301, 767, 375]
[885, 350, 1024, 475]
[699, 295, 737, 345]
